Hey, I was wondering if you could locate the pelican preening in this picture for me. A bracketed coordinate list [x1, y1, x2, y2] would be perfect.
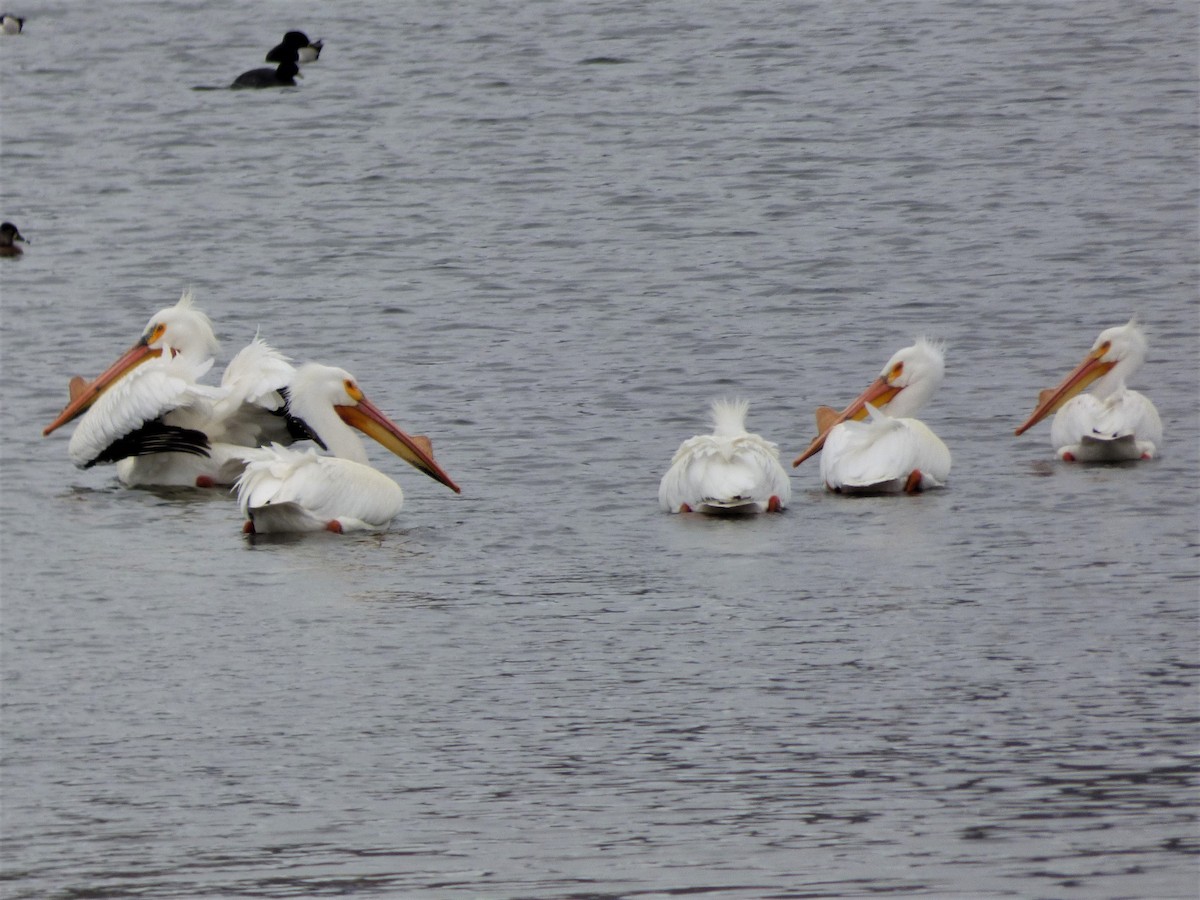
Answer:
[1015, 319, 1161, 462]
[659, 399, 791, 515]
[42, 292, 461, 534]
[792, 338, 951, 494]
[236, 364, 461, 534]
[42, 292, 299, 488]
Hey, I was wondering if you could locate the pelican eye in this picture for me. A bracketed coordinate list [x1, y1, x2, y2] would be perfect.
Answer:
[344, 379, 363, 401]
[889, 361, 904, 381]
[143, 323, 167, 345]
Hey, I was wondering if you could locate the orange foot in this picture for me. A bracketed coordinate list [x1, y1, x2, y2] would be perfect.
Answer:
[678, 503, 692, 513]
[195, 475, 215, 488]
[1062, 452, 1076, 462]
[242, 520, 256, 534]
[904, 470, 923, 493]
[325, 520, 344, 534]
[767, 495, 783, 512]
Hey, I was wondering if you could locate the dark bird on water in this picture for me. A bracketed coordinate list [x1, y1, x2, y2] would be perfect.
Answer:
[267, 31, 323, 64]
[0, 221, 27, 257]
[232, 57, 300, 89]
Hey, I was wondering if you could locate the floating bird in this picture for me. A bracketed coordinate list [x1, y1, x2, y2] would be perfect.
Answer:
[232, 56, 300, 89]
[1015, 319, 1161, 461]
[0, 14, 23, 35]
[42, 292, 302, 487]
[236, 363, 461, 533]
[0, 221, 26, 256]
[266, 31, 323, 64]
[658, 398, 790, 515]
[793, 338, 951, 493]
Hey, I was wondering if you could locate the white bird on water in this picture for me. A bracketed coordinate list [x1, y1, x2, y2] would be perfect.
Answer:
[658, 398, 791, 515]
[42, 291, 301, 487]
[1015, 319, 1161, 462]
[793, 338, 951, 494]
[236, 363, 461, 534]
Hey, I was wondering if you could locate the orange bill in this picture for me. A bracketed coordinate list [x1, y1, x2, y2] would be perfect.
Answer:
[792, 376, 901, 467]
[42, 340, 162, 436]
[336, 396, 461, 494]
[1014, 346, 1115, 436]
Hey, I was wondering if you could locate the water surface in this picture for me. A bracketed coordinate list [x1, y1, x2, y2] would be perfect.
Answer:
[1, 1, 1197, 897]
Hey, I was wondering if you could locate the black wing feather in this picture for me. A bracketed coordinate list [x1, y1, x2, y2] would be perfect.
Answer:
[85, 419, 211, 468]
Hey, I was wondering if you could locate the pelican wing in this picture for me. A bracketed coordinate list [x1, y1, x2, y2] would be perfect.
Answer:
[67, 356, 219, 468]
[821, 413, 950, 492]
[1051, 389, 1162, 460]
[210, 337, 299, 446]
[237, 445, 406, 532]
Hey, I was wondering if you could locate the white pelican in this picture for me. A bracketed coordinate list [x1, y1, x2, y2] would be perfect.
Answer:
[1015, 319, 1162, 461]
[236, 363, 461, 534]
[658, 398, 791, 515]
[793, 338, 951, 493]
[42, 291, 301, 487]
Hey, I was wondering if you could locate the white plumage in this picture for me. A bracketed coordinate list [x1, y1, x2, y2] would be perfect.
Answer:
[1016, 319, 1162, 461]
[819, 403, 951, 494]
[235, 363, 461, 534]
[794, 338, 951, 494]
[658, 398, 791, 515]
[209, 335, 300, 447]
[237, 445, 408, 533]
[44, 292, 299, 487]
[66, 353, 221, 470]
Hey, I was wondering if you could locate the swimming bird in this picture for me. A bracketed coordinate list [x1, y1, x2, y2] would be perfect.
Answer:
[0, 14, 23, 35]
[1015, 319, 1161, 461]
[658, 398, 790, 515]
[0, 221, 26, 256]
[232, 56, 300, 89]
[236, 363, 461, 533]
[793, 338, 951, 493]
[266, 31, 323, 64]
[42, 291, 303, 487]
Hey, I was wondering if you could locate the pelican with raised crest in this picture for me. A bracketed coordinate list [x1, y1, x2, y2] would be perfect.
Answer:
[42, 291, 302, 487]
[1015, 319, 1161, 461]
[236, 363, 461, 534]
[793, 338, 951, 494]
[658, 398, 790, 515]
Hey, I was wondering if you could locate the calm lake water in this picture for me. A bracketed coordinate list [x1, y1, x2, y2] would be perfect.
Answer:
[2, 1, 1197, 897]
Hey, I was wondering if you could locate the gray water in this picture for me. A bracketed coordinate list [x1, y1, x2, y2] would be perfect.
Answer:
[1, 1, 1197, 897]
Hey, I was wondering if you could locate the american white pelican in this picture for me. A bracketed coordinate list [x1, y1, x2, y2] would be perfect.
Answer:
[793, 338, 951, 493]
[1015, 319, 1162, 461]
[236, 363, 461, 534]
[42, 291, 300, 487]
[658, 399, 791, 515]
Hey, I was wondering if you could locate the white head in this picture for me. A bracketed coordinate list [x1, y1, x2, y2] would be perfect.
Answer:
[873, 337, 945, 419]
[140, 290, 219, 362]
[284, 363, 462, 493]
[1088, 319, 1146, 396]
[286, 364, 369, 462]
